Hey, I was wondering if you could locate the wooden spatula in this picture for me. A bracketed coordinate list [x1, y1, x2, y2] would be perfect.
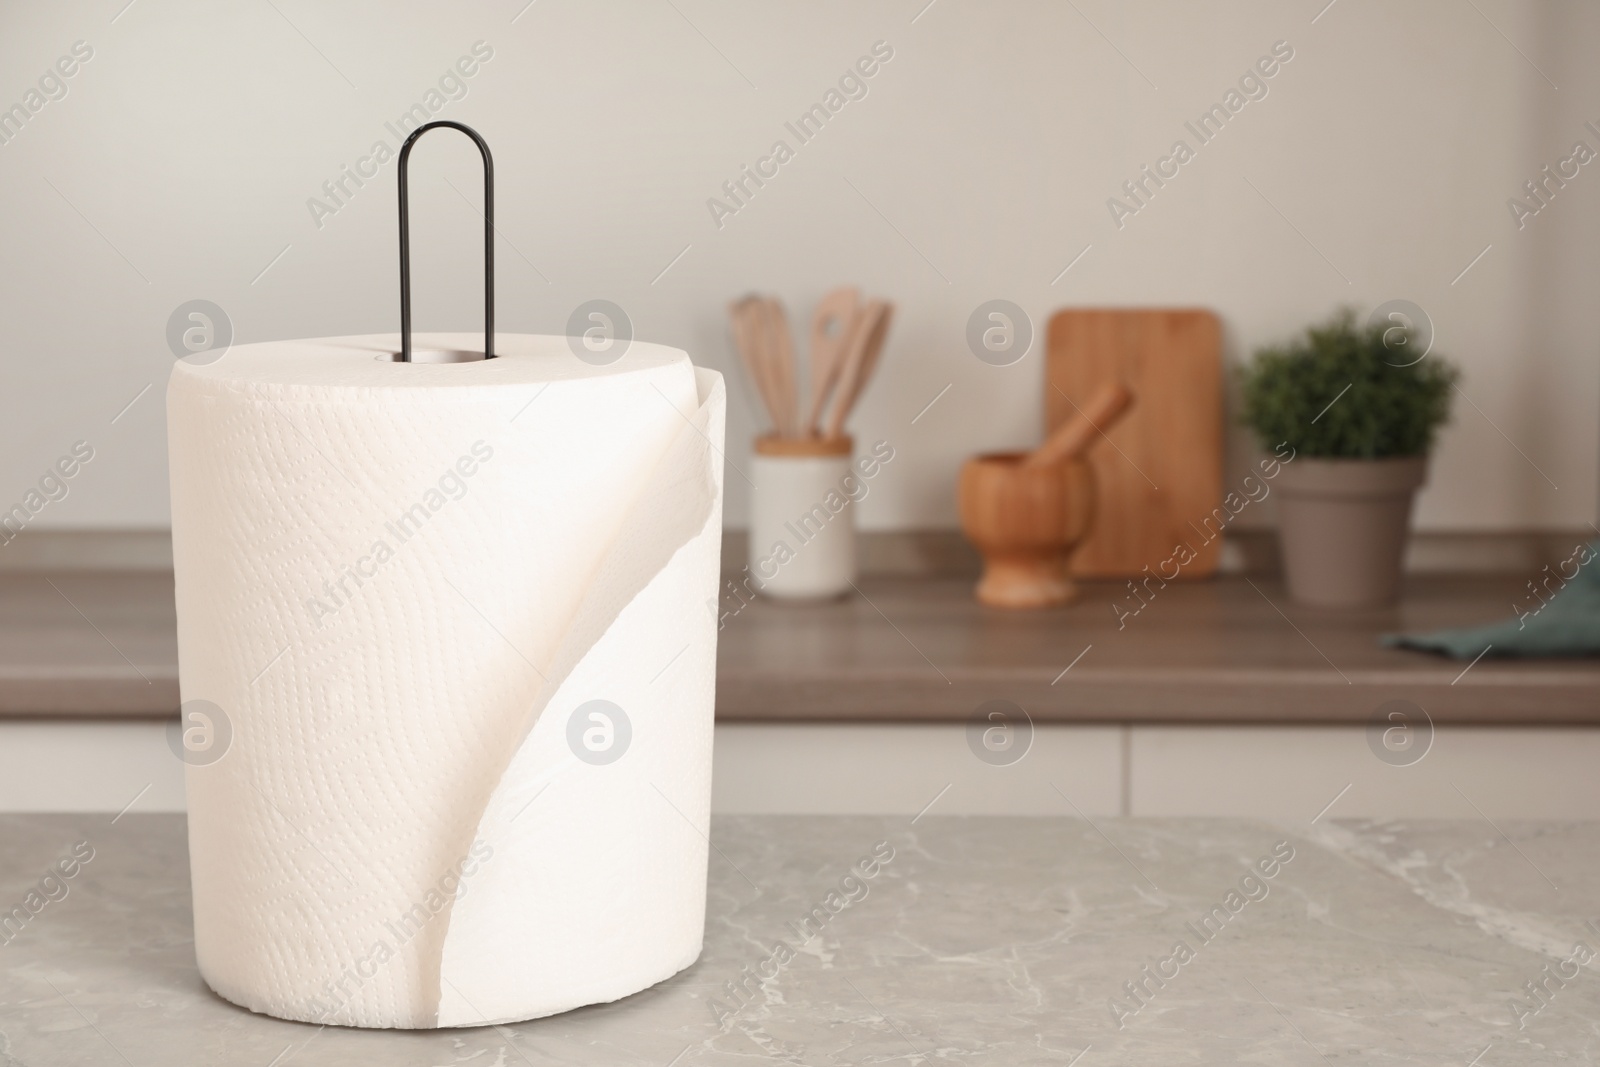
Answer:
[825, 300, 893, 439]
[762, 297, 799, 437]
[730, 295, 781, 432]
[805, 287, 860, 435]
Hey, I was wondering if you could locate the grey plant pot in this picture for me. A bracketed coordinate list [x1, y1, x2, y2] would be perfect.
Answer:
[1274, 456, 1428, 609]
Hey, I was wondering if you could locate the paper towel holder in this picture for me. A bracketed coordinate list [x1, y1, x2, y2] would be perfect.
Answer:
[396, 120, 495, 363]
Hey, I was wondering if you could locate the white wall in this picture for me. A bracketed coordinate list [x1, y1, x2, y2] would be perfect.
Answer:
[1, 0, 1595, 534]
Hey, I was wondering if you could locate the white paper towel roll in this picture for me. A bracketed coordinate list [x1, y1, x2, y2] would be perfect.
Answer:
[167, 332, 726, 1028]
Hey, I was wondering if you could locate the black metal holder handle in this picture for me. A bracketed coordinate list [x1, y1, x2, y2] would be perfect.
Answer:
[397, 121, 495, 361]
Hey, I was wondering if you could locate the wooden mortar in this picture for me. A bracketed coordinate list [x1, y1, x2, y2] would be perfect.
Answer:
[958, 453, 1095, 609]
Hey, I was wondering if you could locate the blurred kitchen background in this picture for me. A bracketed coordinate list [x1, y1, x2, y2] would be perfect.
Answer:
[1, 0, 1596, 819]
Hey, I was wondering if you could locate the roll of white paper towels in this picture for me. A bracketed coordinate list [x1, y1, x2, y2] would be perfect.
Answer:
[166, 332, 726, 1028]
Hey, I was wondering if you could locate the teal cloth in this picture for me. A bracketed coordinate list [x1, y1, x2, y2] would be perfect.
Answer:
[1382, 541, 1600, 659]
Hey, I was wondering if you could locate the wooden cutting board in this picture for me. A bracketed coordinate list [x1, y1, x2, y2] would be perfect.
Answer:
[1045, 308, 1223, 578]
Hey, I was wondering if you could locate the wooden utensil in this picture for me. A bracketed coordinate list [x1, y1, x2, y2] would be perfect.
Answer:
[805, 287, 860, 435]
[729, 295, 779, 431]
[824, 300, 892, 439]
[762, 297, 799, 437]
[1022, 382, 1134, 468]
[1045, 309, 1222, 577]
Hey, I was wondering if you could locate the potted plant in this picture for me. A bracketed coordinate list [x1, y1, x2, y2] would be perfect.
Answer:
[1240, 309, 1458, 608]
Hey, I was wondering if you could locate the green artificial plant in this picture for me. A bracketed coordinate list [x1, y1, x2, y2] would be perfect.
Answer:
[1240, 309, 1459, 458]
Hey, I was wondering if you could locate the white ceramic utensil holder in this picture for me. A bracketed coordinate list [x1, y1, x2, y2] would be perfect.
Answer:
[749, 435, 856, 599]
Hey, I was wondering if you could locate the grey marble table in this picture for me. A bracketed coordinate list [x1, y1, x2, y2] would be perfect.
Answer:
[0, 814, 1596, 1065]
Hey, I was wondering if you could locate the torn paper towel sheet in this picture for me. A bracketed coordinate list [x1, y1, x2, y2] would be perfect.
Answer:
[167, 333, 726, 1028]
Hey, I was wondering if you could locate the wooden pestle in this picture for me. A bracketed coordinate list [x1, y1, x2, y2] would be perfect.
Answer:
[1021, 382, 1134, 468]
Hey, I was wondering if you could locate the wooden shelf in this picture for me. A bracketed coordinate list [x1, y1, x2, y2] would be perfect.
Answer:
[716, 574, 1600, 723]
[2, 570, 1594, 723]
[0, 571, 177, 716]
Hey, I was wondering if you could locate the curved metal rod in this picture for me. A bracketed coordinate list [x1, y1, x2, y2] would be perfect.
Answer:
[397, 120, 495, 361]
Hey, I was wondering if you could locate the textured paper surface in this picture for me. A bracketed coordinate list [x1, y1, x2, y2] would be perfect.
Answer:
[167, 333, 725, 1028]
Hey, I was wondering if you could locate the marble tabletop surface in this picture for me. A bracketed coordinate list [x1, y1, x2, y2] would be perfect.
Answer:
[0, 814, 1596, 1065]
